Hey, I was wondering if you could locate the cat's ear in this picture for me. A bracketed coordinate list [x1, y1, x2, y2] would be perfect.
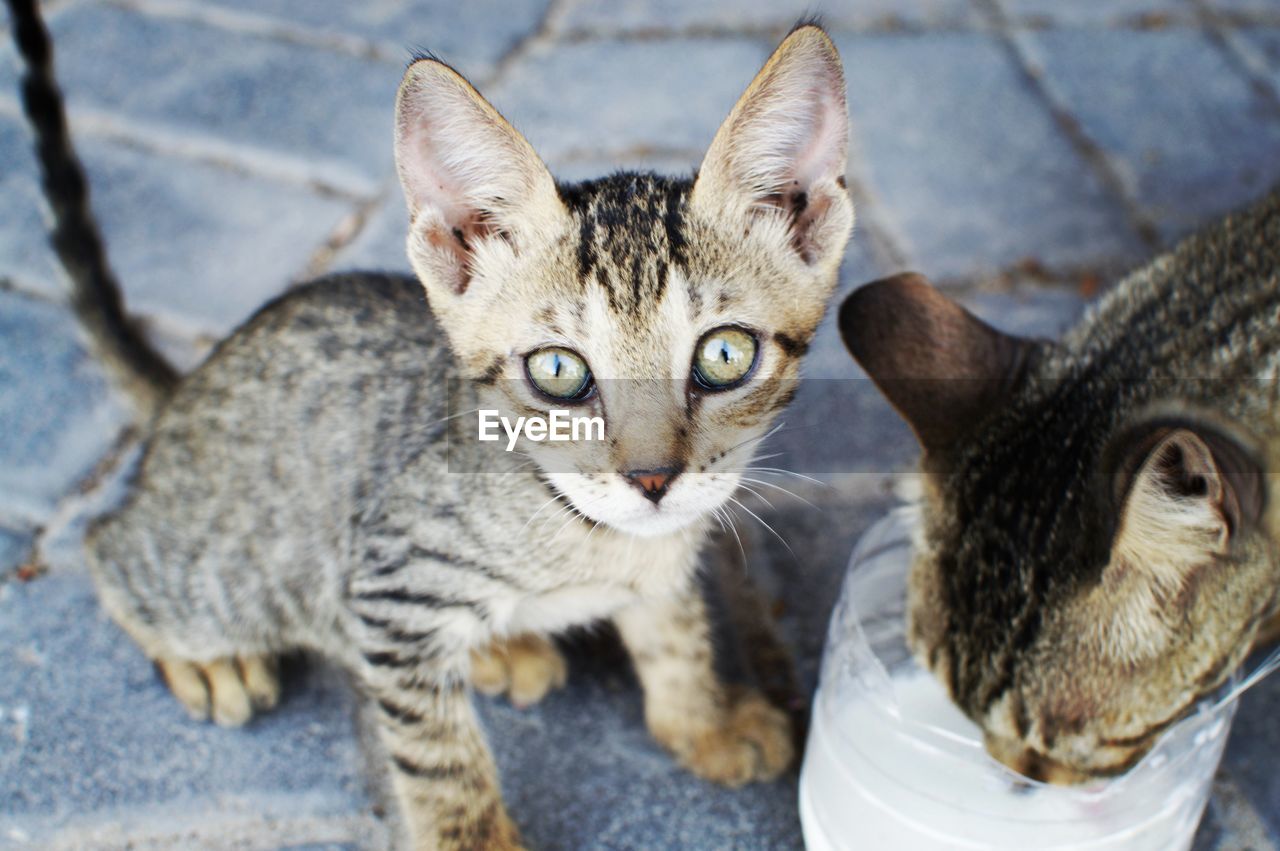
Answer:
[839, 273, 1044, 453]
[1090, 423, 1266, 664]
[1110, 422, 1266, 564]
[394, 58, 566, 296]
[691, 25, 853, 268]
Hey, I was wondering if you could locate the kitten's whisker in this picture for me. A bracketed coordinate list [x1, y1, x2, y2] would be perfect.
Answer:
[715, 504, 747, 565]
[549, 494, 609, 544]
[742, 466, 827, 487]
[727, 495, 795, 559]
[719, 421, 786, 458]
[522, 492, 564, 532]
[739, 476, 818, 509]
[430, 406, 484, 426]
[537, 491, 586, 530]
[735, 482, 775, 511]
[542, 500, 581, 533]
[709, 509, 728, 534]
[748, 452, 784, 463]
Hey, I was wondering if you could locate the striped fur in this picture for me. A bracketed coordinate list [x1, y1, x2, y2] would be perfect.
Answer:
[77, 25, 854, 849]
[841, 190, 1280, 783]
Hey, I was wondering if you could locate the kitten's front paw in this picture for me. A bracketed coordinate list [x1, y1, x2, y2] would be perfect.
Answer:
[469, 634, 567, 708]
[156, 655, 280, 727]
[658, 689, 794, 787]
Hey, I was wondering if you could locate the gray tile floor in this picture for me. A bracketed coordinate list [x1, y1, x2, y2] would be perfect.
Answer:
[2, 0, 1278, 848]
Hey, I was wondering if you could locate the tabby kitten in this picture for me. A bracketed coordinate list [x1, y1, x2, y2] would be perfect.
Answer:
[11, 4, 854, 846]
[839, 192, 1279, 783]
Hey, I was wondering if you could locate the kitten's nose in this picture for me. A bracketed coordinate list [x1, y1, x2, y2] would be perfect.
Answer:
[624, 467, 680, 504]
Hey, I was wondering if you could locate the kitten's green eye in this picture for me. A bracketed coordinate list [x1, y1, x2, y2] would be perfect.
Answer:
[693, 327, 758, 390]
[525, 347, 593, 400]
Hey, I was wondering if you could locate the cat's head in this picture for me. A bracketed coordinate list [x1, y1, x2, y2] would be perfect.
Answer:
[393, 26, 854, 537]
[840, 273, 1274, 783]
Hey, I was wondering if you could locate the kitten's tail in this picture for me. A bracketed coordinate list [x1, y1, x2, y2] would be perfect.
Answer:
[6, 0, 179, 418]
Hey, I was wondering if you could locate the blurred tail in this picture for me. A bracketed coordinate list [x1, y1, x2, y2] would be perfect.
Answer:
[6, 0, 178, 417]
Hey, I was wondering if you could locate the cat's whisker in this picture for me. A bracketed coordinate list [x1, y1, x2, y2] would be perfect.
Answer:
[741, 466, 827, 488]
[727, 495, 795, 559]
[540, 499, 581, 533]
[738, 476, 818, 509]
[709, 510, 727, 534]
[522, 492, 565, 532]
[735, 482, 775, 511]
[428, 406, 484, 426]
[536, 487, 588, 530]
[583, 516, 605, 545]
[715, 504, 747, 566]
[718, 421, 787, 459]
[549, 494, 609, 544]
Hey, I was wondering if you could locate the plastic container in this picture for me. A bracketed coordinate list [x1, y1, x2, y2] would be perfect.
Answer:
[799, 506, 1240, 851]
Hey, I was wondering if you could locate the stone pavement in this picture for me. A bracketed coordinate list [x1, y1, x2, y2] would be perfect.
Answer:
[2, 0, 1280, 848]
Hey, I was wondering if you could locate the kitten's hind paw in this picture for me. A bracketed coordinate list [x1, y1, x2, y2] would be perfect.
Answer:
[469, 634, 567, 708]
[156, 655, 280, 727]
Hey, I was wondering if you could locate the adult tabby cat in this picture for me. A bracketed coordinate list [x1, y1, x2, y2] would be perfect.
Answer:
[839, 193, 1279, 783]
[8, 0, 854, 845]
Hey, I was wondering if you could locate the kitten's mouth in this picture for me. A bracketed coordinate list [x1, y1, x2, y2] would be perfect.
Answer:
[986, 733, 1155, 786]
[589, 500, 707, 538]
[539, 470, 732, 539]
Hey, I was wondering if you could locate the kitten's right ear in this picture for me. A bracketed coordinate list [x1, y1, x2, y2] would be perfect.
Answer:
[838, 273, 1043, 452]
[394, 58, 566, 296]
[691, 25, 853, 270]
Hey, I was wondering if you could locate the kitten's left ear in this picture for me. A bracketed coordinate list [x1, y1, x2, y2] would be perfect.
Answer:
[691, 25, 853, 268]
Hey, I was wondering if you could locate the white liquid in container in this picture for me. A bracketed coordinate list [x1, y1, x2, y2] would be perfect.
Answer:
[799, 507, 1237, 851]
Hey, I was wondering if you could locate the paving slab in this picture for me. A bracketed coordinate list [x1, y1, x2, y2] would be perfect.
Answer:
[199, 0, 550, 80]
[1020, 27, 1280, 242]
[1002, 0, 1197, 27]
[0, 290, 125, 527]
[0, 118, 63, 297]
[333, 193, 414, 276]
[486, 38, 769, 162]
[479, 629, 804, 850]
[0, 560, 809, 850]
[556, 0, 982, 36]
[1215, 658, 1280, 838]
[0, 3, 403, 194]
[1, 112, 354, 334]
[1206, 0, 1280, 15]
[0, 571, 384, 850]
[834, 32, 1145, 282]
[0, 527, 33, 573]
[76, 135, 353, 335]
[1235, 26, 1280, 90]
[964, 284, 1089, 339]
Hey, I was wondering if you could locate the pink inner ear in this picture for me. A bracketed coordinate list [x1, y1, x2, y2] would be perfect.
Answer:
[789, 80, 848, 191]
[398, 117, 471, 227]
